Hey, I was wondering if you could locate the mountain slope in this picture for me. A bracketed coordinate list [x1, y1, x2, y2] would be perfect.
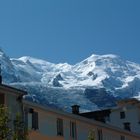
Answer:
[1, 49, 140, 111]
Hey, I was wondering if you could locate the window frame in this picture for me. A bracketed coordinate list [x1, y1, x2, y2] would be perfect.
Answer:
[57, 118, 63, 136]
[32, 111, 39, 130]
[70, 121, 77, 139]
[123, 122, 131, 131]
[97, 129, 103, 140]
[120, 111, 125, 119]
[27, 108, 39, 130]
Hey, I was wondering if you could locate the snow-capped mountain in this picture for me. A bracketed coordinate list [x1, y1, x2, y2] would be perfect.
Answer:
[1, 49, 140, 112]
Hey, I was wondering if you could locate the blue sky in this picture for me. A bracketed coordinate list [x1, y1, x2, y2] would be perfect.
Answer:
[0, 0, 140, 64]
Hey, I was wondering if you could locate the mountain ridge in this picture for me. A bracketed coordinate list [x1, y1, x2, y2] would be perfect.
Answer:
[1, 49, 140, 111]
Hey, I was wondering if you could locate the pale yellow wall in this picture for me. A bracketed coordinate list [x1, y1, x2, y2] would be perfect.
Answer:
[26, 104, 140, 140]
[29, 131, 64, 140]
[0, 88, 23, 130]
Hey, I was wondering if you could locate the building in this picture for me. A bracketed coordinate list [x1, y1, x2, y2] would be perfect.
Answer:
[23, 100, 140, 140]
[0, 83, 27, 131]
[0, 70, 140, 140]
[80, 109, 111, 123]
[108, 98, 140, 134]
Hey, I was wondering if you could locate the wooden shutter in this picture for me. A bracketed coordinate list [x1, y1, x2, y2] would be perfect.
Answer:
[57, 118, 63, 136]
[32, 112, 39, 130]
[70, 121, 77, 139]
[98, 129, 103, 140]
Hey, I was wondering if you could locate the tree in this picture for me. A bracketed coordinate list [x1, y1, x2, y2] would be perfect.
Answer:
[13, 113, 28, 140]
[0, 105, 28, 140]
[0, 105, 12, 140]
[88, 130, 95, 140]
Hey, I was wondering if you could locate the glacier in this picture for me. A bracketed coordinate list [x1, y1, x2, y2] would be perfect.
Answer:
[1, 48, 140, 112]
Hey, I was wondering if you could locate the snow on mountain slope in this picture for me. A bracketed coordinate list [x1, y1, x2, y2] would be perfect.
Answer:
[11, 56, 56, 82]
[0, 49, 17, 83]
[1, 49, 140, 111]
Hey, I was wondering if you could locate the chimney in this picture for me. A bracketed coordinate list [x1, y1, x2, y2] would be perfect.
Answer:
[0, 64, 2, 84]
[71, 105, 80, 114]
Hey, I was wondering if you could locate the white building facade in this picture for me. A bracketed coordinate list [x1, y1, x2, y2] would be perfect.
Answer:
[23, 100, 140, 140]
[108, 98, 140, 135]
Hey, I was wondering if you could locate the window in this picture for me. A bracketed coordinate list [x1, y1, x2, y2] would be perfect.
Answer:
[32, 112, 39, 130]
[24, 108, 28, 129]
[27, 108, 39, 130]
[120, 112, 125, 119]
[124, 122, 131, 131]
[57, 118, 63, 136]
[97, 129, 103, 140]
[28, 112, 32, 129]
[70, 121, 77, 139]
[0, 93, 4, 105]
[120, 135, 125, 140]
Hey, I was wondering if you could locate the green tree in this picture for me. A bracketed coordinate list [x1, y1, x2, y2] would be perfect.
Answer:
[0, 105, 12, 140]
[88, 130, 95, 140]
[13, 113, 28, 140]
[0, 105, 28, 140]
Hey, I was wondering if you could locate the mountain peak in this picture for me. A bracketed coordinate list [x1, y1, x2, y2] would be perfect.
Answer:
[0, 47, 4, 53]
[0, 48, 7, 58]
[87, 54, 119, 61]
[13, 56, 53, 66]
[0, 48, 140, 111]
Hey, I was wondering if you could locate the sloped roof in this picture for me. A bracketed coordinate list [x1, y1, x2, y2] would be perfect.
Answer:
[0, 84, 27, 96]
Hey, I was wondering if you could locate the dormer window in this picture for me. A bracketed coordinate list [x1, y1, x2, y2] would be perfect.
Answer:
[120, 112, 125, 119]
[124, 122, 131, 131]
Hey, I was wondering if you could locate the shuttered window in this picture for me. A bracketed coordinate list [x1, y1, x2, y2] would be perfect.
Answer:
[32, 112, 39, 130]
[24, 108, 28, 129]
[98, 129, 103, 140]
[70, 121, 77, 139]
[57, 118, 63, 136]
